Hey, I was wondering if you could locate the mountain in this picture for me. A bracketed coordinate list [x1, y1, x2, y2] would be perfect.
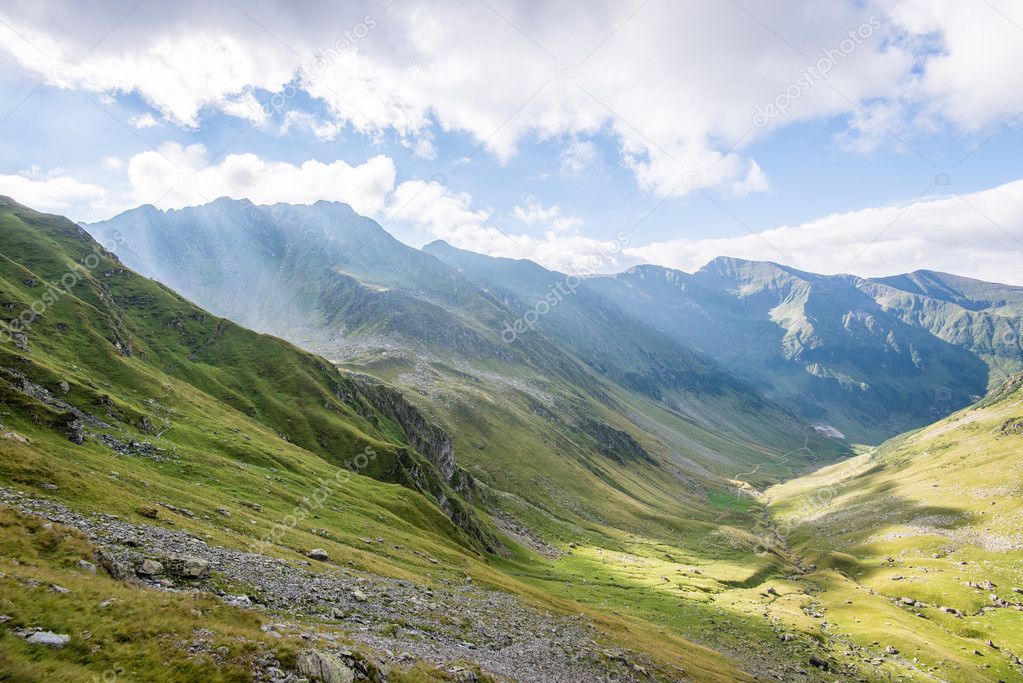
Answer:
[88, 199, 843, 496]
[425, 243, 1021, 443]
[2, 196, 776, 681]
[7, 195, 1018, 681]
[765, 371, 1023, 682]
[0, 196, 493, 549]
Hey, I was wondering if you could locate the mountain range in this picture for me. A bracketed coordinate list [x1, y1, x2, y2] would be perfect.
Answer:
[1, 194, 1020, 682]
[90, 198, 1023, 444]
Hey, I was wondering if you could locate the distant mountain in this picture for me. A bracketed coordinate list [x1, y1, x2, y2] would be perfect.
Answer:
[88, 200, 843, 512]
[425, 247, 1022, 443]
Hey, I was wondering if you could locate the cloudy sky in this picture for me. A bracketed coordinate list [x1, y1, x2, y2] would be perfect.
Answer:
[1, 0, 1021, 283]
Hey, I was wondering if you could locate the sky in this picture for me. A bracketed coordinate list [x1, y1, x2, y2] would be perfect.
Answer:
[0, 0, 1022, 283]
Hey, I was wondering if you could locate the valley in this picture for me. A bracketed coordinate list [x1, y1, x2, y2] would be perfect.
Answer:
[0, 195, 1020, 682]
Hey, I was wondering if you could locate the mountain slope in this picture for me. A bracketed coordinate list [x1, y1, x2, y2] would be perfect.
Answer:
[0, 195, 494, 549]
[575, 257, 1021, 442]
[765, 372, 1023, 682]
[5, 196, 880, 681]
[2, 196, 776, 681]
[88, 200, 844, 498]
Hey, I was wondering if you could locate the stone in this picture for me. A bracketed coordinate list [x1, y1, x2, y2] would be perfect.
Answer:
[77, 560, 96, 573]
[95, 549, 132, 581]
[49, 584, 70, 594]
[225, 595, 251, 607]
[58, 381, 70, 394]
[808, 655, 831, 671]
[137, 559, 164, 576]
[26, 631, 70, 648]
[307, 548, 329, 562]
[164, 556, 210, 579]
[352, 589, 368, 602]
[216, 507, 231, 517]
[295, 649, 355, 683]
[886, 646, 899, 655]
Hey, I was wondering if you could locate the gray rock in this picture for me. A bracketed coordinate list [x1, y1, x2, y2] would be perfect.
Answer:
[307, 548, 329, 562]
[352, 589, 368, 602]
[26, 631, 70, 648]
[137, 559, 164, 576]
[66, 418, 85, 445]
[164, 555, 209, 579]
[58, 381, 70, 394]
[295, 649, 355, 683]
[95, 548, 132, 580]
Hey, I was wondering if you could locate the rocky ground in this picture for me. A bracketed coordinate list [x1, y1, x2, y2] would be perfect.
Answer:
[0, 487, 672, 683]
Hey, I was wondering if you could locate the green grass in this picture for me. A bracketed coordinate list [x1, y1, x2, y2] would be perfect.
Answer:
[766, 374, 1023, 682]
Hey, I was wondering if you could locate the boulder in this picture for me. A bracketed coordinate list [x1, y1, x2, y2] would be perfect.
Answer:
[307, 548, 329, 562]
[26, 631, 70, 648]
[164, 555, 210, 579]
[296, 649, 355, 683]
[65, 418, 84, 445]
[137, 559, 164, 576]
[95, 548, 132, 581]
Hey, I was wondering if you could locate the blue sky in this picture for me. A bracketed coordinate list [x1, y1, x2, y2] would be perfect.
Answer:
[1, 0, 1021, 283]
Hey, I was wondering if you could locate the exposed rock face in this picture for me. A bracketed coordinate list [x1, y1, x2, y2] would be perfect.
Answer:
[163, 555, 210, 579]
[296, 650, 356, 683]
[580, 419, 655, 465]
[65, 417, 84, 444]
[137, 559, 164, 576]
[354, 379, 457, 480]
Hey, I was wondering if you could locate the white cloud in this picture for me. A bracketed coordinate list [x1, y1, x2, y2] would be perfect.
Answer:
[3, 1, 1017, 198]
[560, 138, 599, 176]
[388, 181, 628, 273]
[129, 112, 159, 129]
[0, 172, 110, 219]
[624, 179, 1023, 285]
[127, 143, 396, 216]
[512, 197, 583, 233]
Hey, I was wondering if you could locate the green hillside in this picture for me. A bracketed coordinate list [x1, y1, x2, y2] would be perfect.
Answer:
[0, 197, 861, 681]
[766, 372, 1023, 681]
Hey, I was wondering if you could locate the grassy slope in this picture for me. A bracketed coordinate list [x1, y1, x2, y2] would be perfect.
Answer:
[766, 374, 1023, 682]
[0, 198, 773, 680]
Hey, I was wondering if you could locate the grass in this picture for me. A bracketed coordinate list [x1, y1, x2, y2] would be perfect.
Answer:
[765, 373, 1023, 682]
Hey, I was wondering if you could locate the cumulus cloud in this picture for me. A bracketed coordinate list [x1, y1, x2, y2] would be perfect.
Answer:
[624, 179, 1023, 285]
[512, 197, 583, 233]
[0, 171, 115, 220]
[3, 0, 1017, 198]
[127, 143, 396, 216]
[387, 181, 629, 273]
